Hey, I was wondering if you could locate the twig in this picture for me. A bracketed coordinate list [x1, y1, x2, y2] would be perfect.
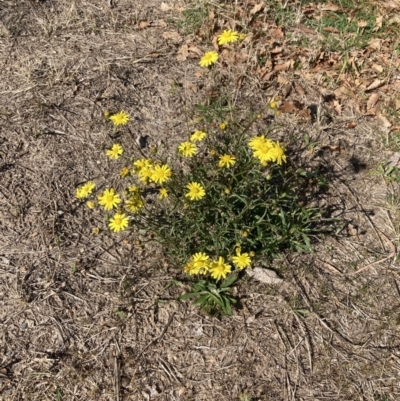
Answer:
[347, 229, 395, 275]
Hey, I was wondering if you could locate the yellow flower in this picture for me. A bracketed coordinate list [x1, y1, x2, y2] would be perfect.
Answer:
[239, 33, 246, 40]
[248, 135, 273, 151]
[210, 257, 232, 280]
[106, 144, 123, 160]
[109, 212, 129, 232]
[93, 227, 100, 235]
[232, 252, 251, 269]
[178, 141, 197, 157]
[217, 29, 239, 45]
[219, 122, 227, 130]
[269, 100, 278, 109]
[98, 188, 121, 210]
[268, 142, 287, 165]
[185, 182, 206, 201]
[120, 167, 130, 178]
[109, 110, 129, 126]
[191, 252, 210, 274]
[190, 130, 207, 142]
[151, 164, 172, 184]
[218, 154, 236, 168]
[138, 166, 154, 184]
[224, 188, 230, 195]
[253, 142, 275, 163]
[127, 185, 140, 194]
[76, 181, 96, 199]
[199, 51, 218, 67]
[125, 195, 144, 213]
[133, 158, 153, 173]
[86, 201, 95, 209]
[158, 188, 168, 200]
[184, 261, 196, 275]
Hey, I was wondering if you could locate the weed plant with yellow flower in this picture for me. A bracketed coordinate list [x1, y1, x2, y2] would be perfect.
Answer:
[82, 98, 326, 316]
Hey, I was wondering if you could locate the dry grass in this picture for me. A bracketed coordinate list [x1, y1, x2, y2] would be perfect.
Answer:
[1, 0, 400, 400]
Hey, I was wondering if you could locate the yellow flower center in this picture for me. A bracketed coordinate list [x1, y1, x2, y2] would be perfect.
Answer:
[114, 218, 122, 225]
[192, 188, 199, 195]
[106, 194, 114, 202]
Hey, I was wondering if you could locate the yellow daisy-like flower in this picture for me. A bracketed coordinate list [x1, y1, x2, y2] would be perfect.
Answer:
[138, 165, 154, 184]
[253, 141, 275, 164]
[210, 257, 232, 280]
[191, 252, 210, 274]
[127, 185, 140, 194]
[217, 29, 239, 45]
[125, 195, 144, 213]
[232, 252, 251, 270]
[268, 142, 287, 165]
[178, 141, 197, 157]
[199, 51, 219, 67]
[120, 167, 130, 178]
[109, 110, 129, 126]
[109, 212, 129, 232]
[106, 144, 123, 160]
[98, 188, 121, 210]
[190, 130, 207, 142]
[185, 182, 206, 201]
[219, 122, 227, 130]
[151, 164, 172, 184]
[158, 188, 168, 200]
[248, 135, 273, 151]
[76, 181, 96, 199]
[86, 201, 95, 209]
[184, 261, 196, 275]
[218, 154, 236, 168]
[133, 158, 153, 173]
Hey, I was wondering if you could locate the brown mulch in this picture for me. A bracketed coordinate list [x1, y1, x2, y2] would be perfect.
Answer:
[1, 1, 400, 400]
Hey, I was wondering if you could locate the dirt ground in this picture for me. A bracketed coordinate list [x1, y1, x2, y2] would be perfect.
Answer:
[1, 0, 400, 400]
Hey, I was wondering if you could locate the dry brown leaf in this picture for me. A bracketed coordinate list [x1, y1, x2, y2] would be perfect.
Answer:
[371, 63, 383, 73]
[279, 100, 301, 113]
[299, 107, 312, 121]
[333, 100, 342, 115]
[394, 81, 400, 92]
[378, 113, 392, 131]
[357, 20, 368, 28]
[250, 2, 264, 14]
[270, 27, 284, 38]
[188, 45, 202, 56]
[139, 20, 150, 29]
[277, 74, 289, 84]
[320, 3, 340, 11]
[366, 78, 383, 91]
[367, 93, 380, 111]
[176, 44, 189, 61]
[294, 83, 305, 95]
[373, 15, 383, 31]
[160, 2, 172, 11]
[323, 26, 340, 33]
[274, 60, 293, 72]
[367, 38, 382, 50]
[281, 83, 292, 98]
[347, 121, 357, 129]
[162, 31, 182, 43]
[246, 268, 283, 285]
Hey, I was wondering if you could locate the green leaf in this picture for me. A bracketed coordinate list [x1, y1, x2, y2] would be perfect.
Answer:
[221, 272, 238, 288]
[178, 291, 202, 300]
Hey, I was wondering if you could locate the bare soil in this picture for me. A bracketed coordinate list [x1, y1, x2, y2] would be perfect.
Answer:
[1, 1, 400, 400]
